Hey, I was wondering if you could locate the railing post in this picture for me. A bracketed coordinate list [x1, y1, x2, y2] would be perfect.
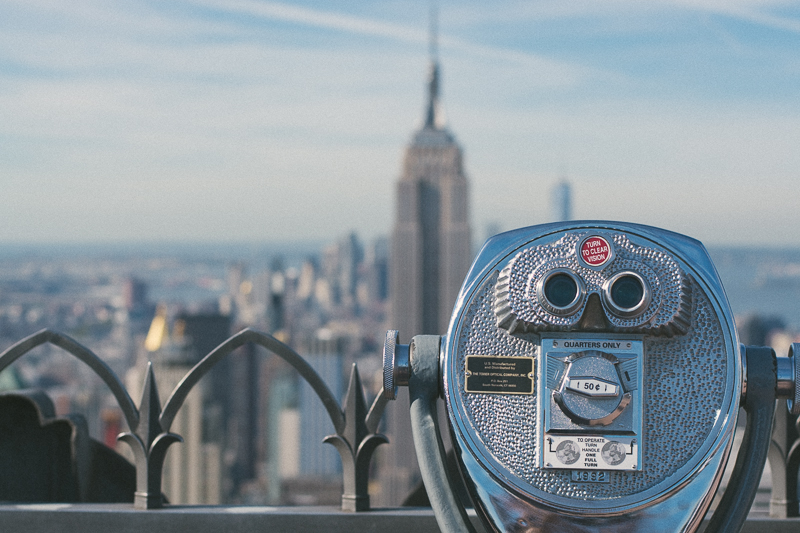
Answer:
[324, 364, 388, 511]
[0, 328, 391, 511]
[768, 401, 800, 517]
[118, 363, 183, 509]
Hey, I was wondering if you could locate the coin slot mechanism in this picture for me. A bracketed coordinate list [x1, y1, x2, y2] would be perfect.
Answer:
[539, 336, 644, 472]
[566, 377, 619, 398]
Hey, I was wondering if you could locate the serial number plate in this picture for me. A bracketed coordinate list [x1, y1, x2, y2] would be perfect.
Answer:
[571, 470, 610, 483]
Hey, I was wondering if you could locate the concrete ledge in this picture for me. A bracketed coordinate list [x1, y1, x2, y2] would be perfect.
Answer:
[0, 505, 479, 533]
[1, 504, 799, 532]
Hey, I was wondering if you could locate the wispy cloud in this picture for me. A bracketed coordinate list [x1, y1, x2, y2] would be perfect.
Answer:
[188, 0, 593, 85]
[0, 0, 798, 243]
[192, 0, 427, 43]
[440, 0, 795, 22]
[689, 2, 800, 33]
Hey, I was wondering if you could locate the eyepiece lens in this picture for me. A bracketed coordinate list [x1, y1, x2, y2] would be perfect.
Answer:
[544, 273, 578, 309]
[610, 275, 645, 310]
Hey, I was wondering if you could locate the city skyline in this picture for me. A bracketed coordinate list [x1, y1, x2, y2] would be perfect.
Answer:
[2, 1, 800, 246]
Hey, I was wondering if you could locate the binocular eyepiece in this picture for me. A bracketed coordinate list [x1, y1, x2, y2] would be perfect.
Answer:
[384, 221, 800, 533]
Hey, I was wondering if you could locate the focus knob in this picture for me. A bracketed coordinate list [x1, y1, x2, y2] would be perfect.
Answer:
[382, 330, 410, 400]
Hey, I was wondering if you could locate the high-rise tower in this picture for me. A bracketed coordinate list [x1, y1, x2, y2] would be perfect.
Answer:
[550, 179, 572, 222]
[380, 14, 472, 506]
[390, 27, 471, 340]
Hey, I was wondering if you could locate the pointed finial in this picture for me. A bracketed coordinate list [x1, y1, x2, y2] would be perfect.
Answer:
[137, 362, 164, 447]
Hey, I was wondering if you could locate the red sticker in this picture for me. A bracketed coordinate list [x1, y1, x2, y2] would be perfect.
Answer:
[580, 236, 611, 267]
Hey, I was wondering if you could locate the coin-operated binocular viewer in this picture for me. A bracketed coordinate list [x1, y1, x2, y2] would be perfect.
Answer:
[383, 222, 800, 533]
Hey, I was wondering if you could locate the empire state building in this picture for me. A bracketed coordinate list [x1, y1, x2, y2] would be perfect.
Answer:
[390, 52, 472, 339]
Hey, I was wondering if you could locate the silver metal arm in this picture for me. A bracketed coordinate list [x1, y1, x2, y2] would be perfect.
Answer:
[382, 331, 475, 533]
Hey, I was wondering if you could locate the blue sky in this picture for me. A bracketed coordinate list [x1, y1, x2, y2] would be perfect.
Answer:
[1, 0, 799, 246]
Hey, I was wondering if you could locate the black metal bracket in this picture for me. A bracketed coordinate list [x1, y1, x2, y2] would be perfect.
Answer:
[706, 345, 776, 533]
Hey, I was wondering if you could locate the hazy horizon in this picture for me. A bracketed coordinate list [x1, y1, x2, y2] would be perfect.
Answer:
[3, 234, 800, 252]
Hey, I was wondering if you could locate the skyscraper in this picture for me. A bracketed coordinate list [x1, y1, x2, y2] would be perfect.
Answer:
[390, 37, 471, 340]
[382, 19, 472, 506]
[550, 179, 572, 222]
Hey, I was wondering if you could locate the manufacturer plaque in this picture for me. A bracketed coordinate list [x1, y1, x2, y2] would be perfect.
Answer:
[465, 355, 534, 394]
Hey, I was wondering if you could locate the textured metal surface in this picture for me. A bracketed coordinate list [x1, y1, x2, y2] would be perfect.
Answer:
[456, 273, 728, 500]
[495, 231, 692, 334]
[442, 222, 741, 532]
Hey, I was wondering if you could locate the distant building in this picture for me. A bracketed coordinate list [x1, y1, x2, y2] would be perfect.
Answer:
[550, 179, 572, 222]
[389, 43, 471, 339]
[122, 277, 154, 334]
[128, 306, 231, 505]
[133, 308, 230, 505]
[123, 277, 148, 311]
[266, 328, 345, 506]
[385, 21, 471, 506]
[319, 232, 363, 312]
[298, 331, 344, 477]
[358, 237, 389, 307]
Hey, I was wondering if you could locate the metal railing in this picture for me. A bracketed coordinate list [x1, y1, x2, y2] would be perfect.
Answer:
[1, 327, 800, 528]
[0, 328, 388, 511]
